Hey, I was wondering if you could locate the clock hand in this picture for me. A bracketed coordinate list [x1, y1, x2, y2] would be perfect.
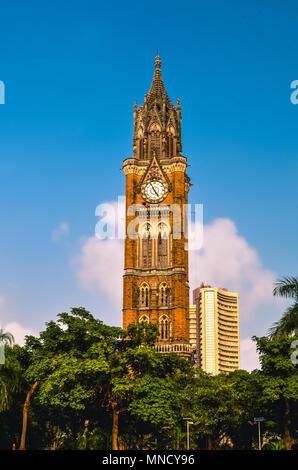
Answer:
[150, 182, 159, 197]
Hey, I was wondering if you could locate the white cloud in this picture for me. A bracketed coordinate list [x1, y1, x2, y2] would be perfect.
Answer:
[74, 211, 280, 339]
[51, 222, 70, 242]
[1, 322, 36, 346]
[74, 199, 125, 307]
[75, 236, 123, 307]
[240, 337, 260, 371]
[189, 218, 277, 319]
[0, 294, 37, 346]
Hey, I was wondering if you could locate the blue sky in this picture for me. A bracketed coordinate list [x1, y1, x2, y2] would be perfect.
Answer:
[0, 1, 297, 368]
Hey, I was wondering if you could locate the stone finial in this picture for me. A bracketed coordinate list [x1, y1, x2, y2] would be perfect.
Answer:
[155, 54, 161, 70]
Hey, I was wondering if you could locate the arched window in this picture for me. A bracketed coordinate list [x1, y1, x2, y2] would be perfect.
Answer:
[150, 124, 161, 158]
[139, 283, 150, 308]
[139, 314, 149, 323]
[159, 282, 171, 307]
[142, 225, 152, 268]
[157, 223, 169, 268]
[159, 315, 170, 339]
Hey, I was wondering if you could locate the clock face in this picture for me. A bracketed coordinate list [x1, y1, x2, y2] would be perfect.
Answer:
[144, 181, 166, 202]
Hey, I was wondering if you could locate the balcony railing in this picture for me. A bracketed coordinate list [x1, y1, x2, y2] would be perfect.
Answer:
[155, 341, 192, 357]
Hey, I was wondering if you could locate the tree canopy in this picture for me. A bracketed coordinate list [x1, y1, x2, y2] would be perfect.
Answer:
[0, 306, 297, 450]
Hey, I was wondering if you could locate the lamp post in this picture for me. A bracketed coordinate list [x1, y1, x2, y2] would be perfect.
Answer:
[253, 417, 264, 450]
[183, 418, 194, 450]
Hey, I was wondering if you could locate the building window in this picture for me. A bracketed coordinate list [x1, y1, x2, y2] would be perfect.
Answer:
[139, 314, 149, 323]
[157, 223, 169, 268]
[159, 282, 170, 307]
[142, 226, 152, 268]
[139, 283, 150, 308]
[159, 315, 170, 339]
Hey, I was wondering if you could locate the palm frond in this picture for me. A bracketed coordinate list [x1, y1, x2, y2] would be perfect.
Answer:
[273, 276, 298, 300]
[0, 328, 14, 346]
[268, 302, 298, 339]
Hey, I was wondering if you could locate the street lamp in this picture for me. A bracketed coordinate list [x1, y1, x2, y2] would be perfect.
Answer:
[183, 418, 194, 450]
[253, 417, 264, 450]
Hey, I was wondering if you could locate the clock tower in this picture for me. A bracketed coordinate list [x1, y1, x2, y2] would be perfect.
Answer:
[122, 55, 191, 357]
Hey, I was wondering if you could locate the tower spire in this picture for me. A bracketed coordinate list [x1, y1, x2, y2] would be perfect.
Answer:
[147, 53, 169, 104]
[132, 55, 183, 159]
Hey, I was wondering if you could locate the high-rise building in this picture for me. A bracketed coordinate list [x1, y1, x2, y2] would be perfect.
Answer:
[193, 286, 240, 374]
[122, 56, 191, 357]
[189, 304, 198, 362]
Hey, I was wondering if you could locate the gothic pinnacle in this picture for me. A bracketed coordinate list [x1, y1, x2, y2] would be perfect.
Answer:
[155, 54, 161, 70]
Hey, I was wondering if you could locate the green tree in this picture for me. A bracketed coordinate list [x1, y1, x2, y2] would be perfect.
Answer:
[18, 309, 174, 450]
[228, 369, 263, 449]
[0, 344, 29, 449]
[180, 369, 265, 450]
[253, 334, 298, 450]
[98, 322, 194, 450]
[19, 307, 124, 450]
[181, 372, 240, 449]
[23, 311, 197, 451]
[126, 351, 195, 449]
[0, 327, 15, 408]
[0, 344, 22, 412]
[270, 276, 298, 338]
